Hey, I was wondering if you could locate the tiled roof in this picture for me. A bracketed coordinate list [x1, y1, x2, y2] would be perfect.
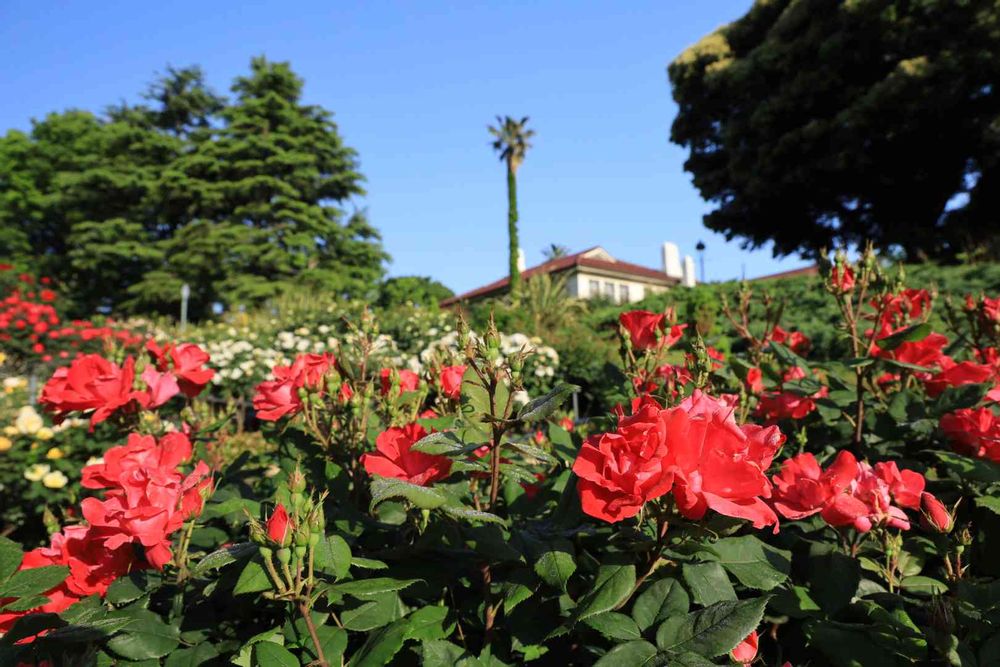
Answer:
[750, 264, 819, 281]
[441, 247, 678, 306]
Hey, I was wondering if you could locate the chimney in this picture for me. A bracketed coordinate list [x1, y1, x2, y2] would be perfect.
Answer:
[682, 255, 696, 287]
[517, 248, 526, 273]
[662, 242, 682, 279]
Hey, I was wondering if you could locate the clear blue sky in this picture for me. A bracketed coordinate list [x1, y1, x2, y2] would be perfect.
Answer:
[0, 0, 812, 294]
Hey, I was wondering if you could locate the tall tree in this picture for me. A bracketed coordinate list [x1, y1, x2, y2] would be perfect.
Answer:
[489, 116, 534, 299]
[0, 58, 388, 319]
[669, 0, 1000, 261]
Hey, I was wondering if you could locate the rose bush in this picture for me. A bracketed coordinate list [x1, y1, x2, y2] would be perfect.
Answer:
[0, 251, 999, 665]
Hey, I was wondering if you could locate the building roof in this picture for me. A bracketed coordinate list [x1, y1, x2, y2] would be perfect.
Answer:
[440, 246, 679, 306]
[749, 264, 820, 282]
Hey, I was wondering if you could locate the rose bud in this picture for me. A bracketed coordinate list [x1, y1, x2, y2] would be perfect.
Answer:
[730, 630, 758, 665]
[267, 503, 292, 546]
[920, 492, 954, 533]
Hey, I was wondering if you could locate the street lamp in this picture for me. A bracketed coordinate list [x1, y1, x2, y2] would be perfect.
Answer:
[180, 283, 190, 332]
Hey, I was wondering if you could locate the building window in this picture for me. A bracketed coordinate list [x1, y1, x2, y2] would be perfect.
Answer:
[604, 282, 616, 300]
[619, 284, 630, 303]
[588, 280, 600, 298]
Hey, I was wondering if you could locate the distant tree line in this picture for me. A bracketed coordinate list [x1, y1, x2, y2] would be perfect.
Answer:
[0, 57, 393, 319]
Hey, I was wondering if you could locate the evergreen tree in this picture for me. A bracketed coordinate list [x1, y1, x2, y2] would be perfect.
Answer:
[0, 58, 388, 318]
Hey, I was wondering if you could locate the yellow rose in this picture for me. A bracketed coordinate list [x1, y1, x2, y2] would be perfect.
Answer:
[0, 436, 11, 452]
[24, 463, 50, 481]
[35, 427, 54, 441]
[3, 426, 17, 436]
[42, 470, 68, 489]
[0, 351, 6, 366]
[15, 406, 43, 435]
[45, 447, 64, 460]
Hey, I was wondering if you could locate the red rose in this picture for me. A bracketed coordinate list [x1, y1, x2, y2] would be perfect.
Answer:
[940, 407, 1000, 462]
[81, 432, 212, 569]
[670, 392, 783, 531]
[572, 397, 676, 522]
[756, 386, 828, 421]
[146, 341, 215, 397]
[439, 365, 467, 399]
[730, 630, 759, 665]
[559, 416, 575, 431]
[253, 366, 302, 421]
[140, 366, 181, 408]
[39, 354, 145, 427]
[362, 423, 452, 486]
[821, 460, 925, 533]
[923, 358, 994, 398]
[746, 367, 764, 394]
[267, 504, 291, 545]
[771, 451, 859, 520]
[920, 492, 953, 533]
[984, 296, 1000, 323]
[870, 325, 948, 369]
[829, 265, 855, 293]
[770, 326, 811, 355]
[619, 310, 686, 351]
[379, 368, 420, 396]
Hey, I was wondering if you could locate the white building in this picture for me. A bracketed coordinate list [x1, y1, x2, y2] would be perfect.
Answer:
[441, 244, 696, 307]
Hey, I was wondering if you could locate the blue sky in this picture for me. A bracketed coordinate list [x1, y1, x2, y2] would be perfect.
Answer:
[0, 1, 812, 294]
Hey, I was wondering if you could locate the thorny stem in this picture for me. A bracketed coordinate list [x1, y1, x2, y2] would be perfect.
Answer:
[298, 600, 330, 667]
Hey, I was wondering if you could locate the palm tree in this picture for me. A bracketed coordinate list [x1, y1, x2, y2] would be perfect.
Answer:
[489, 116, 534, 301]
[542, 243, 570, 261]
[515, 271, 583, 335]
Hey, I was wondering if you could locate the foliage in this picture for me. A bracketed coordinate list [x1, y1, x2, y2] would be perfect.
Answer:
[669, 0, 1000, 261]
[377, 276, 453, 309]
[0, 58, 387, 318]
[2, 256, 1000, 665]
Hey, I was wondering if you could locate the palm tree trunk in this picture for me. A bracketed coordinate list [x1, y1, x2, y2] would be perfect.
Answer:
[507, 162, 521, 300]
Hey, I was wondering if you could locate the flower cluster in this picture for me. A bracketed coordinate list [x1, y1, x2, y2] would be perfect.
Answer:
[573, 391, 783, 530]
[940, 407, 1000, 462]
[252, 352, 343, 420]
[771, 451, 935, 532]
[39, 343, 213, 428]
[0, 431, 210, 636]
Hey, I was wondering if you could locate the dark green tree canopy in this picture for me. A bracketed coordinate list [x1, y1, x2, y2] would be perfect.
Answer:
[376, 276, 453, 309]
[669, 0, 1000, 261]
[0, 57, 387, 318]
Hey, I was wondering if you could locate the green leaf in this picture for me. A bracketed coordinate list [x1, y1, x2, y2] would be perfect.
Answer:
[574, 564, 636, 623]
[502, 570, 537, 615]
[0, 612, 64, 644]
[583, 611, 642, 641]
[548, 423, 578, 465]
[533, 539, 576, 592]
[900, 575, 948, 596]
[369, 477, 447, 511]
[810, 552, 861, 615]
[632, 577, 690, 631]
[656, 596, 770, 657]
[341, 592, 402, 632]
[253, 641, 298, 667]
[234, 558, 272, 595]
[192, 542, 256, 576]
[404, 605, 451, 642]
[0, 565, 69, 599]
[441, 503, 507, 525]
[106, 607, 180, 660]
[976, 496, 1000, 516]
[504, 439, 558, 464]
[0, 537, 22, 582]
[935, 451, 1000, 483]
[875, 323, 931, 351]
[409, 430, 469, 456]
[163, 643, 220, 667]
[347, 617, 410, 667]
[517, 383, 580, 422]
[935, 383, 991, 413]
[351, 557, 387, 570]
[329, 577, 420, 599]
[682, 562, 736, 606]
[314, 535, 353, 580]
[704, 536, 791, 591]
[593, 640, 658, 666]
[422, 640, 469, 666]
[105, 571, 154, 606]
[229, 627, 285, 667]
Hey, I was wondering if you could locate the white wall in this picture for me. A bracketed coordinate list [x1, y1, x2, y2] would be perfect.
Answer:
[572, 270, 667, 303]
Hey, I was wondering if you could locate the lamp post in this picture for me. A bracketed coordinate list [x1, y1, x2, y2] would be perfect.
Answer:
[695, 241, 706, 283]
[180, 283, 190, 332]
